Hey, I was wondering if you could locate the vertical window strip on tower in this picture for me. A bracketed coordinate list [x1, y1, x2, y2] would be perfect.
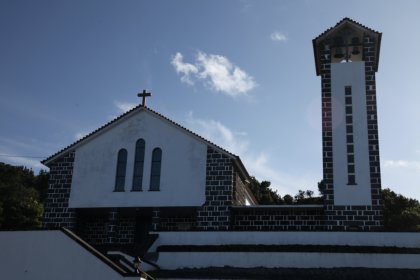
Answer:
[345, 86, 356, 185]
[115, 148, 127, 191]
[132, 139, 145, 191]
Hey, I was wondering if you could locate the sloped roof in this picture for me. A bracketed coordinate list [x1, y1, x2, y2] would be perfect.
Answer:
[313, 17, 381, 42]
[41, 105, 250, 179]
[312, 17, 382, 76]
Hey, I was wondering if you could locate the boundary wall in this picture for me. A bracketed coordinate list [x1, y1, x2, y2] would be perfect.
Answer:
[150, 231, 420, 249]
[0, 231, 140, 280]
[150, 231, 420, 270]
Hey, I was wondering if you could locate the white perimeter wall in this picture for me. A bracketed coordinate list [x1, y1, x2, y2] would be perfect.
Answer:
[151, 231, 420, 249]
[0, 231, 137, 280]
[70, 110, 207, 208]
[331, 61, 371, 205]
[151, 231, 420, 270]
[157, 252, 420, 269]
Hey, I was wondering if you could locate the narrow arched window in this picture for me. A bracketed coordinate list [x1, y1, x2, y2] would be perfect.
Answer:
[114, 149, 127, 191]
[132, 139, 145, 191]
[149, 148, 162, 191]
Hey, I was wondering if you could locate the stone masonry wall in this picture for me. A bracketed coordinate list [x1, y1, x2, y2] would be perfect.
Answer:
[77, 210, 135, 246]
[159, 215, 195, 231]
[116, 216, 135, 244]
[43, 151, 76, 229]
[196, 147, 234, 230]
[363, 35, 383, 227]
[232, 207, 325, 231]
[319, 41, 336, 229]
[77, 214, 108, 245]
[233, 172, 249, 206]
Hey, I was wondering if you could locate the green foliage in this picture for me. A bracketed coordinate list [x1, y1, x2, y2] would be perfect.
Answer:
[33, 169, 49, 203]
[0, 200, 3, 227]
[248, 177, 323, 205]
[383, 188, 420, 231]
[248, 177, 282, 205]
[293, 189, 323, 205]
[0, 162, 47, 229]
[0, 185, 43, 229]
[317, 180, 326, 196]
[283, 194, 294, 204]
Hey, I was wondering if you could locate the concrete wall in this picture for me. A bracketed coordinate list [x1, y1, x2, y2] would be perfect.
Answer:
[70, 110, 207, 208]
[150, 231, 420, 250]
[331, 61, 371, 206]
[151, 231, 420, 270]
[157, 252, 420, 269]
[0, 231, 137, 280]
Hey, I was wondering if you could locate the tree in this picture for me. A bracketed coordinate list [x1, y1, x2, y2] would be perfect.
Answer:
[0, 185, 43, 229]
[248, 177, 282, 205]
[294, 189, 323, 205]
[33, 169, 49, 203]
[0, 200, 3, 228]
[0, 162, 47, 229]
[318, 180, 326, 196]
[283, 194, 294, 204]
[248, 176, 323, 205]
[383, 188, 420, 231]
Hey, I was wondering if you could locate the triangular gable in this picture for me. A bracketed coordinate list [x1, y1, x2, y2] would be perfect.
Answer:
[42, 105, 250, 179]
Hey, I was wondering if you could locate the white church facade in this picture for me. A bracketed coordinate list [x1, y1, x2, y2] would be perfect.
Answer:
[39, 18, 386, 268]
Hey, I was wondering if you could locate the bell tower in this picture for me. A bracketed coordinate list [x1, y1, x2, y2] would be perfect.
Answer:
[313, 18, 383, 230]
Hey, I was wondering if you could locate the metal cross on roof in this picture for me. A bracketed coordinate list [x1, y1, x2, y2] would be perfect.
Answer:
[137, 90, 151, 107]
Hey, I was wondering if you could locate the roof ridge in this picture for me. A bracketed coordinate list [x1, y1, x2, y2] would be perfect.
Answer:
[42, 105, 239, 165]
[313, 17, 381, 42]
[144, 106, 238, 158]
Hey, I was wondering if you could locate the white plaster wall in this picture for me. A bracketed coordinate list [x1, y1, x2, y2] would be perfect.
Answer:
[0, 231, 137, 280]
[331, 61, 371, 205]
[152, 231, 420, 269]
[157, 252, 420, 269]
[69, 110, 207, 207]
[149, 231, 420, 251]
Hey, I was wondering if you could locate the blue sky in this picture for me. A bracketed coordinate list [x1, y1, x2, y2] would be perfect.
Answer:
[1, 0, 419, 199]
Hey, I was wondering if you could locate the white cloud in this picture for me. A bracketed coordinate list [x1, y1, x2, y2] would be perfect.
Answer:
[0, 138, 49, 172]
[383, 159, 420, 171]
[0, 148, 46, 173]
[114, 101, 137, 113]
[196, 52, 256, 96]
[270, 32, 288, 42]
[1, 155, 45, 171]
[171, 51, 256, 97]
[382, 159, 420, 199]
[239, 0, 253, 12]
[75, 131, 88, 140]
[171, 53, 198, 85]
[185, 112, 315, 196]
[186, 112, 248, 155]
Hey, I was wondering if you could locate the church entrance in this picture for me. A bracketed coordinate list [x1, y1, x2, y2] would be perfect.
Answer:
[134, 215, 152, 244]
[133, 211, 157, 257]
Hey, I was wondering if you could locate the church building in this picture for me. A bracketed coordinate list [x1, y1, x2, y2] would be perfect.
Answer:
[42, 18, 384, 256]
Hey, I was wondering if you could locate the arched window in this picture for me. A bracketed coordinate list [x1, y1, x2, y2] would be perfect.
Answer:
[132, 139, 145, 191]
[114, 149, 127, 191]
[149, 148, 162, 191]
